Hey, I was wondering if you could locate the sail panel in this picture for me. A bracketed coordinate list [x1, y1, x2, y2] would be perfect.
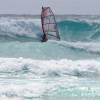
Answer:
[41, 7, 60, 40]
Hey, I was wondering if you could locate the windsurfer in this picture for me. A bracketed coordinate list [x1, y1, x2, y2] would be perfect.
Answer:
[41, 32, 48, 42]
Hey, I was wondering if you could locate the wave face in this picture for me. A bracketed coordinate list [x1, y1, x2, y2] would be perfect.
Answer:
[58, 17, 100, 41]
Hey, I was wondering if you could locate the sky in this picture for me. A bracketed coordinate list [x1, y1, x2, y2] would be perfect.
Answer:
[0, 0, 100, 15]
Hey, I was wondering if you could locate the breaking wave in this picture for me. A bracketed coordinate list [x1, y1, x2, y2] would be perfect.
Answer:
[0, 57, 100, 78]
[0, 17, 42, 42]
[57, 41, 100, 54]
[0, 16, 100, 42]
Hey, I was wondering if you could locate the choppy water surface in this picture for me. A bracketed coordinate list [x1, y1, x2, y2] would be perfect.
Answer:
[0, 15, 100, 100]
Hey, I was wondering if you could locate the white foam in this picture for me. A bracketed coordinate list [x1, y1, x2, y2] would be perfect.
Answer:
[57, 41, 100, 54]
[0, 57, 100, 99]
[0, 57, 100, 77]
[0, 17, 41, 38]
[0, 81, 50, 100]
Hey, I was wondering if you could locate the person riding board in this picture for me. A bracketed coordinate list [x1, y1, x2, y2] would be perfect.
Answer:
[41, 31, 48, 42]
[41, 7, 48, 42]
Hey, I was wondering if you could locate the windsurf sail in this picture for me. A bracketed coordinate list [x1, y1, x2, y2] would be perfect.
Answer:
[41, 6, 60, 42]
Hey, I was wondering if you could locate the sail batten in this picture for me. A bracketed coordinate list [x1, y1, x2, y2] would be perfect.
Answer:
[41, 6, 60, 42]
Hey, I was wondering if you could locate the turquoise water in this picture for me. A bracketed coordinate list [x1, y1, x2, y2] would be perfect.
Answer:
[0, 15, 100, 100]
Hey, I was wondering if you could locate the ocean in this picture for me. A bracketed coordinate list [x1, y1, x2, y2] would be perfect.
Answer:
[0, 15, 100, 100]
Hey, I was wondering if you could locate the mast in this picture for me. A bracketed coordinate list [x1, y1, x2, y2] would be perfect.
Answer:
[41, 7, 48, 42]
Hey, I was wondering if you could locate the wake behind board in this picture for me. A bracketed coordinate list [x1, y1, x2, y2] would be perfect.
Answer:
[41, 7, 60, 42]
